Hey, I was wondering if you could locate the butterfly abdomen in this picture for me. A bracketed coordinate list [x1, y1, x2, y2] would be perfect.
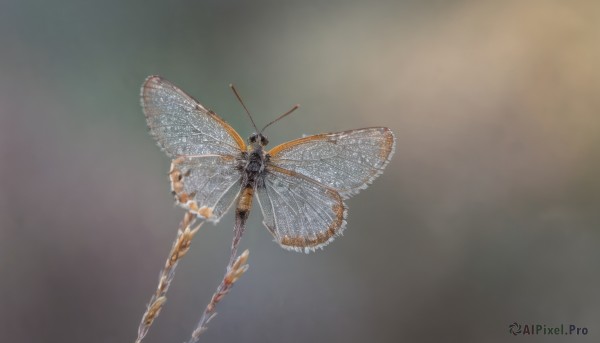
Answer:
[236, 186, 254, 217]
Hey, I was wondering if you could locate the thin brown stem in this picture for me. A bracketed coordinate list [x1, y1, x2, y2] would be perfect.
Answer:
[134, 212, 202, 343]
[187, 213, 250, 342]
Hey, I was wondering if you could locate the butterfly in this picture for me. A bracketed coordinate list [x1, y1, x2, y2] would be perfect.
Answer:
[141, 76, 395, 253]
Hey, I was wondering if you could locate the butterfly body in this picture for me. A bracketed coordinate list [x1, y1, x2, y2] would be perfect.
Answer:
[234, 135, 269, 237]
[238, 134, 269, 188]
[142, 76, 396, 253]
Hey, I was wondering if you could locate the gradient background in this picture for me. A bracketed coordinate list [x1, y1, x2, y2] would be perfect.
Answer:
[1, 1, 599, 342]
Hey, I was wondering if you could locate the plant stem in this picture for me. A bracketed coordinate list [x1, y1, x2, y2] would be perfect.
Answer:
[134, 212, 202, 343]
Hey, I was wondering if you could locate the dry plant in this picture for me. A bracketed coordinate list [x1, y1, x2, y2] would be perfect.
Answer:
[133, 210, 250, 343]
[187, 249, 249, 343]
[134, 212, 201, 343]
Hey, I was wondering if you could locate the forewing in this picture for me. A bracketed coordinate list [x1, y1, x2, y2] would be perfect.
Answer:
[256, 166, 346, 253]
[141, 75, 246, 158]
[170, 155, 241, 222]
[268, 127, 395, 198]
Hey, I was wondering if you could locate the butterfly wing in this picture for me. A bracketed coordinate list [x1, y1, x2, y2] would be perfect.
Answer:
[268, 127, 395, 198]
[142, 76, 245, 221]
[142, 75, 246, 157]
[256, 165, 346, 253]
[169, 156, 241, 222]
[257, 127, 395, 252]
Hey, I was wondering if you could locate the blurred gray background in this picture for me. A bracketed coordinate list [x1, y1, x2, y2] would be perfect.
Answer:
[1, 1, 599, 342]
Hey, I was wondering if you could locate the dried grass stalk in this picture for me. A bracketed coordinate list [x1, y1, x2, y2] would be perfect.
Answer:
[187, 249, 250, 343]
[134, 212, 202, 343]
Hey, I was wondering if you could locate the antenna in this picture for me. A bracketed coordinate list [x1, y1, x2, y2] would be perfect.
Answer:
[260, 104, 300, 133]
[229, 84, 259, 133]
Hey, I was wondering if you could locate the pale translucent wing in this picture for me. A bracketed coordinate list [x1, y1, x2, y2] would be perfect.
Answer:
[170, 155, 241, 222]
[142, 76, 245, 221]
[141, 75, 246, 158]
[256, 166, 347, 253]
[268, 127, 395, 198]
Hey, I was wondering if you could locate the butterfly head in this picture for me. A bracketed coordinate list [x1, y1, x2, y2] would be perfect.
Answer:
[248, 133, 269, 147]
